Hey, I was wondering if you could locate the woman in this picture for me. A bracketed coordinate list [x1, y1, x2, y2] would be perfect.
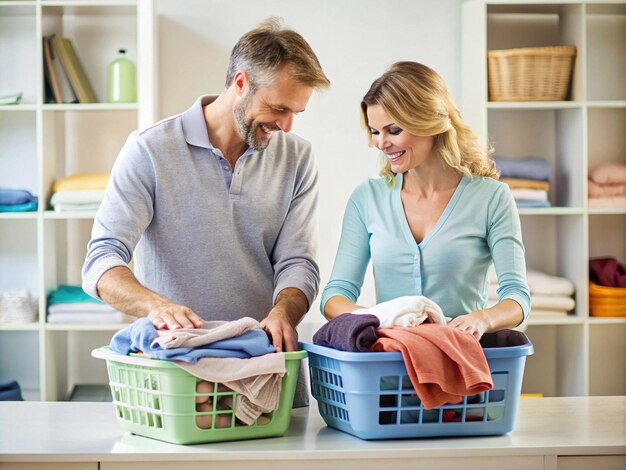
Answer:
[321, 61, 530, 339]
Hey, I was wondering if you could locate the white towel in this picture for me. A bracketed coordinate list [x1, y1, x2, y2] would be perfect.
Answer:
[510, 188, 548, 201]
[488, 266, 575, 297]
[488, 285, 575, 311]
[352, 295, 446, 327]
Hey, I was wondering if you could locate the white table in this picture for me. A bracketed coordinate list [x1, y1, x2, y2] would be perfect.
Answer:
[0, 397, 625, 470]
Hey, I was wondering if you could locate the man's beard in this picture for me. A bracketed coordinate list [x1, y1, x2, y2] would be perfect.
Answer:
[234, 90, 273, 151]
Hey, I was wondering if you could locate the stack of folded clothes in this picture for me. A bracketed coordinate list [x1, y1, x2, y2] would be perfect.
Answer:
[47, 284, 128, 324]
[49, 173, 109, 212]
[488, 266, 575, 317]
[493, 156, 552, 208]
[588, 162, 626, 210]
[589, 257, 626, 317]
[0, 187, 38, 212]
[0, 289, 37, 324]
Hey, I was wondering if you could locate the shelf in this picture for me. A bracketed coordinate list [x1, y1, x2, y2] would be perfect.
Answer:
[588, 208, 626, 216]
[0, 212, 38, 219]
[525, 316, 583, 326]
[0, 104, 37, 111]
[518, 207, 585, 216]
[42, 103, 139, 111]
[43, 210, 97, 219]
[0, 323, 39, 331]
[487, 101, 582, 110]
[588, 101, 626, 109]
[45, 323, 131, 331]
[587, 317, 626, 325]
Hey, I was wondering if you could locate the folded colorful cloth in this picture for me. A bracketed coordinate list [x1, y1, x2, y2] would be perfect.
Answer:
[313, 312, 380, 352]
[588, 180, 626, 198]
[589, 257, 626, 288]
[494, 156, 552, 182]
[588, 196, 626, 210]
[0, 187, 37, 205]
[48, 284, 104, 305]
[514, 199, 551, 208]
[352, 295, 446, 327]
[0, 380, 24, 401]
[510, 188, 548, 202]
[0, 201, 37, 212]
[52, 173, 110, 192]
[588, 162, 626, 185]
[500, 178, 550, 191]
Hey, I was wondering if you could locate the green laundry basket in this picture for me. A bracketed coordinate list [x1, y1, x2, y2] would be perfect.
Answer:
[92, 346, 306, 444]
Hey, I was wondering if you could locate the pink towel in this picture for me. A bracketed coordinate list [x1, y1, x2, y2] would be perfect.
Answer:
[588, 180, 626, 198]
[371, 324, 493, 409]
[589, 162, 626, 185]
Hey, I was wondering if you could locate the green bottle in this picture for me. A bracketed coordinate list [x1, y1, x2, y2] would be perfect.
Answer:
[108, 49, 136, 103]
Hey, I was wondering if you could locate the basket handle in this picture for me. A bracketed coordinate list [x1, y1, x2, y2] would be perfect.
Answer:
[91, 346, 173, 368]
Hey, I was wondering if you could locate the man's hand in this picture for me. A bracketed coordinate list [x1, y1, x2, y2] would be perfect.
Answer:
[260, 288, 308, 352]
[260, 309, 298, 352]
[147, 301, 205, 330]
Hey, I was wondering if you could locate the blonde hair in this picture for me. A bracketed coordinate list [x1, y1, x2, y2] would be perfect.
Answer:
[360, 61, 497, 184]
[226, 17, 330, 90]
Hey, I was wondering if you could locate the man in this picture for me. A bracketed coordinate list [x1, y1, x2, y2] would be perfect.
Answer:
[82, 18, 330, 356]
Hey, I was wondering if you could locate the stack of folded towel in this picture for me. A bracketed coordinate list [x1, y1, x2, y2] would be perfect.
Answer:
[488, 266, 575, 317]
[47, 284, 127, 324]
[49, 173, 109, 212]
[494, 156, 552, 208]
[0, 289, 37, 324]
[588, 162, 626, 210]
[0, 187, 38, 212]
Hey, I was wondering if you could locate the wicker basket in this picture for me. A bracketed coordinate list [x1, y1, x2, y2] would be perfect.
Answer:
[488, 46, 577, 101]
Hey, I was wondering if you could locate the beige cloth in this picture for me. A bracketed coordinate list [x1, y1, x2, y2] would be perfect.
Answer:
[353, 295, 446, 327]
[176, 353, 286, 424]
[588, 180, 626, 198]
[152, 317, 261, 349]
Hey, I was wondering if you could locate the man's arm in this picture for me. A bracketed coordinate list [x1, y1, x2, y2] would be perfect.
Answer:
[260, 287, 309, 352]
[97, 266, 204, 329]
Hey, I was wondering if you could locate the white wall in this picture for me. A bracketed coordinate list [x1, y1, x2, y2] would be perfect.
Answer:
[155, 0, 462, 339]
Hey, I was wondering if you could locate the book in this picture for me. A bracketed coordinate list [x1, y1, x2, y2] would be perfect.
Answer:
[42, 37, 62, 103]
[51, 34, 98, 103]
[46, 35, 78, 103]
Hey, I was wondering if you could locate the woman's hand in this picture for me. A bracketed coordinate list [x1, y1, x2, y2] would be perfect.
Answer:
[447, 310, 490, 340]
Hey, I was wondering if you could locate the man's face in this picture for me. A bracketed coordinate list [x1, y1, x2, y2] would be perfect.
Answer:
[234, 66, 313, 151]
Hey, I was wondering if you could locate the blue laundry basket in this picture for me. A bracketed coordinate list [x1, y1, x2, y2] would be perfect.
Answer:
[302, 330, 533, 440]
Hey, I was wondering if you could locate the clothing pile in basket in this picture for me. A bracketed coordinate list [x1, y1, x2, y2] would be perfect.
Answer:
[111, 317, 286, 427]
[312, 296, 494, 410]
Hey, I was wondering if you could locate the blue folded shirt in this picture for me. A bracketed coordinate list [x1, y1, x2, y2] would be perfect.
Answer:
[0, 187, 37, 206]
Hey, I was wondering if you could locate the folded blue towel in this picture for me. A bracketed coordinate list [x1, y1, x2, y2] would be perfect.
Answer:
[494, 157, 552, 182]
[48, 284, 104, 305]
[110, 317, 275, 363]
[0, 201, 37, 212]
[0, 380, 24, 401]
[0, 187, 37, 206]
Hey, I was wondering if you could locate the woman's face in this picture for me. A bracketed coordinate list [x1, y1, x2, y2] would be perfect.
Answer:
[366, 104, 435, 174]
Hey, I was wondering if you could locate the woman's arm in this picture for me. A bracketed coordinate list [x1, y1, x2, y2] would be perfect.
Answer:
[323, 295, 365, 321]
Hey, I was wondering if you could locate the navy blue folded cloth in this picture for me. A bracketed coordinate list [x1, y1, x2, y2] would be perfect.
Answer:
[313, 313, 380, 352]
[0, 380, 24, 401]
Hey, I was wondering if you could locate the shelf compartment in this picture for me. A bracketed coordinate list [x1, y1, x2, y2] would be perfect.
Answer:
[588, 323, 626, 395]
[486, 4, 584, 102]
[587, 107, 626, 168]
[0, 219, 38, 295]
[0, 111, 38, 196]
[42, 2, 138, 105]
[520, 214, 587, 318]
[589, 214, 626, 265]
[0, 3, 38, 105]
[0, 330, 40, 400]
[586, 7, 626, 101]
[489, 107, 585, 207]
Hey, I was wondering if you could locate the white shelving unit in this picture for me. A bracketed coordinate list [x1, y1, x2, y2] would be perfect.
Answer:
[462, 0, 626, 397]
[0, 0, 156, 401]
